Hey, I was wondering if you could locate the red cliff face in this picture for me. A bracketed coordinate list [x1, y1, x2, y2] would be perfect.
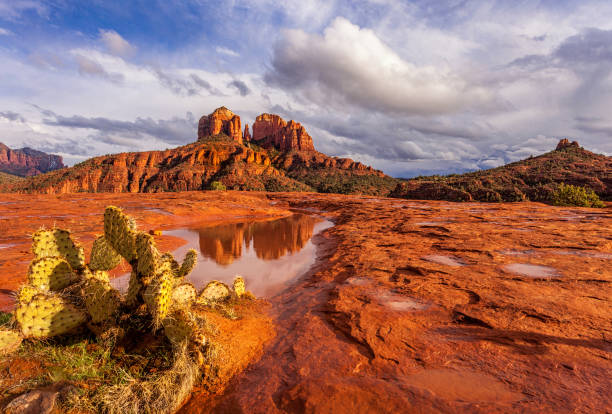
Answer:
[198, 107, 242, 144]
[243, 124, 251, 143]
[0, 143, 64, 176]
[251, 114, 315, 152]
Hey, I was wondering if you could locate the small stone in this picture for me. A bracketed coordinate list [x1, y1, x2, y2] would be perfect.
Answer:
[4, 389, 58, 414]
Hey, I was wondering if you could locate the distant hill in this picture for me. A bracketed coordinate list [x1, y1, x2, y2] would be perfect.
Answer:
[4, 107, 397, 196]
[391, 139, 612, 202]
[0, 142, 65, 176]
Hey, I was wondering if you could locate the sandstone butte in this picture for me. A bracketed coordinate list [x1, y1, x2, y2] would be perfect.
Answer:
[2, 107, 393, 196]
[0, 191, 610, 413]
[0, 142, 64, 177]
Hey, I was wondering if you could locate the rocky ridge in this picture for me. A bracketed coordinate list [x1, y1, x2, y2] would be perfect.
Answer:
[0, 143, 64, 176]
[392, 139, 612, 202]
[4, 107, 393, 195]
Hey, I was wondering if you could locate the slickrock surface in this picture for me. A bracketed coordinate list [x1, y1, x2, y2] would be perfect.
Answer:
[0, 143, 64, 177]
[1, 192, 610, 412]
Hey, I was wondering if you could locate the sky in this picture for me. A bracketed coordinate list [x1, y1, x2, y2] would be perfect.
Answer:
[1, 0, 612, 177]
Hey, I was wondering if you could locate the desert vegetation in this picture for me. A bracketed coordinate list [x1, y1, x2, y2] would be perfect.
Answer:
[0, 206, 268, 413]
[551, 183, 605, 208]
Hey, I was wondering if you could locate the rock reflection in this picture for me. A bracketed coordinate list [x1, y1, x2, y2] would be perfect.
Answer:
[197, 214, 317, 265]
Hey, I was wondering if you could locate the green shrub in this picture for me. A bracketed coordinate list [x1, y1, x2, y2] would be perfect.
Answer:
[209, 181, 226, 191]
[551, 183, 605, 208]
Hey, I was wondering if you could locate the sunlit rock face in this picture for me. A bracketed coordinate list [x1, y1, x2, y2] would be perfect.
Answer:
[197, 214, 318, 264]
[198, 106, 243, 144]
[251, 113, 315, 152]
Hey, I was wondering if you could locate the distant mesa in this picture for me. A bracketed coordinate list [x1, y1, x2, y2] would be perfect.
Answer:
[0, 142, 64, 177]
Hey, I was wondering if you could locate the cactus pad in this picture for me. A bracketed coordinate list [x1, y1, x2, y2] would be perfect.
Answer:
[17, 284, 42, 304]
[83, 277, 121, 324]
[125, 272, 142, 308]
[90, 235, 122, 271]
[31, 228, 85, 270]
[197, 281, 231, 304]
[104, 206, 137, 262]
[162, 309, 196, 346]
[16, 293, 87, 338]
[178, 249, 197, 277]
[0, 329, 23, 356]
[232, 276, 246, 298]
[136, 232, 161, 276]
[143, 271, 173, 329]
[27, 256, 79, 291]
[159, 252, 180, 276]
[172, 283, 196, 307]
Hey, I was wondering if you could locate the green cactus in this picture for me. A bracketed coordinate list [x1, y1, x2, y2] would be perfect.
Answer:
[16, 292, 87, 338]
[27, 256, 79, 291]
[83, 275, 121, 324]
[104, 206, 137, 262]
[232, 276, 246, 298]
[171, 283, 196, 308]
[162, 309, 196, 346]
[90, 235, 123, 271]
[143, 271, 173, 329]
[159, 252, 180, 276]
[178, 249, 197, 277]
[125, 272, 142, 308]
[0, 329, 23, 356]
[31, 228, 85, 270]
[136, 232, 161, 277]
[197, 281, 231, 304]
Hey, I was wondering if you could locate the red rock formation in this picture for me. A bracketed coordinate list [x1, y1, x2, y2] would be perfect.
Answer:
[252, 113, 315, 152]
[198, 107, 242, 144]
[243, 124, 251, 143]
[0, 143, 64, 177]
[556, 138, 580, 150]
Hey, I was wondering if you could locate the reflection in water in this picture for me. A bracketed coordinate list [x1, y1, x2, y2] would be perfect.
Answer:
[198, 215, 318, 265]
[112, 214, 332, 298]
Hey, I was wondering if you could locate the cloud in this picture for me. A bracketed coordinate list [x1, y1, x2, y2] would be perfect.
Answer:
[152, 68, 199, 96]
[0, 111, 25, 122]
[99, 29, 135, 57]
[227, 79, 251, 96]
[189, 73, 222, 95]
[75, 54, 124, 83]
[0, 27, 12, 36]
[41, 110, 197, 145]
[265, 17, 491, 116]
[215, 46, 239, 57]
[0, 0, 47, 20]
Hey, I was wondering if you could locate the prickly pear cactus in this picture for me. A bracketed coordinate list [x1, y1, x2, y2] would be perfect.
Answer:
[83, 276, 121, 324]
[162, 309, 196, 346]
[16, 293, 87, 338]
[0, 329, 23, 356]
[178, 249, 197, 277]
[136, 232, 161, 276]
[27, 256, 78, 291]
[172, 283, 196, 307]
[197, 281, 231, 304]
[89, 235, 122, 271]
[104, 206, 137, 262]
[232, 276, 246, 298]
[17, 284, 43, 304]
[125, 272, 142, 308]
[143, 271, 173, 328]
[31, 229, 85, 270]
[159, 252, 180, 276]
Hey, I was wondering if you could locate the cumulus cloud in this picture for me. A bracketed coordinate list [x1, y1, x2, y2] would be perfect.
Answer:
[227, 79, 251, 96]
[75, 54, 124, 83]
[99, 29, 135, 57]
[265, 17, 491, 116]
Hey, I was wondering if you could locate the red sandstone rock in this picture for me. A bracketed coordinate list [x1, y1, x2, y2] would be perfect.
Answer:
[556, 138, 580, 150]
[198, 107, 242, 144]
[0, 143, 64, 177]
[243, 124, 251, 143]
[252, 113, 315, 152]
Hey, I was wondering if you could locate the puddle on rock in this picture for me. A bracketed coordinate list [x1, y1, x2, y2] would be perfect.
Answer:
[503, 263, 560, 278]
[112, 214, 333, 298]
[550, 250, 612, 260]
[375, 291, 429, 312]
[423, 255, 465, 267]
[0, 243, 16, 250]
